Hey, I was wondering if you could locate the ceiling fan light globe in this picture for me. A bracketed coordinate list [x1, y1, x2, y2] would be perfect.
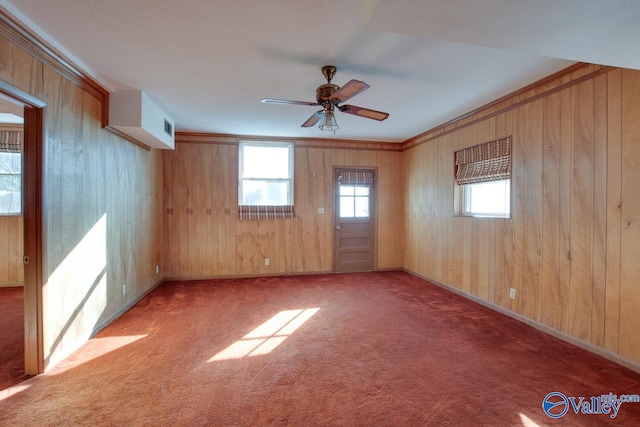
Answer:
[319, 111, 339, 131]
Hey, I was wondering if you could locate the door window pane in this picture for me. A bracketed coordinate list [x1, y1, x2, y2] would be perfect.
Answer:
[354, 197, 369, 217]
[355, 187, 369, 196]
[340, 196, 355, 217]
[340, 186, 355, 196]
[338, 181, 371, 218]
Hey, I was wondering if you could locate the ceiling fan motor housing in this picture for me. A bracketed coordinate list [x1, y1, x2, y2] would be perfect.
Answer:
[316, 84, 339, 104]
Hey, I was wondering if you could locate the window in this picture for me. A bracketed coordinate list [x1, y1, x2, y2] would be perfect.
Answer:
[454, 136, 511, 218]
[0, 130, 22, 216]
[238, 141, 294, 219]
[337, 169, 375, 219]
[339, 186, 370, 218]
[463, 179, 510, 217]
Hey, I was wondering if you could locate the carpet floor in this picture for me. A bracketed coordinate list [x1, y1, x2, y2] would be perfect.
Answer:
[0, 286, 26, 391]
[1, 271, 639, 426]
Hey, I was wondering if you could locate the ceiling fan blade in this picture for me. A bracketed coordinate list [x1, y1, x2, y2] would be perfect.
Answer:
[301, 110, 324, 127]
[261, 98, 318, 106]
[329, 79, 370, 103]
[338, 105, 389, 121]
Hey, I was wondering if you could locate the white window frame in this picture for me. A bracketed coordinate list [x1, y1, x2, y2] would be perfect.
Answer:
[456, 179, 511, 219]
[238, 141, 294, 206]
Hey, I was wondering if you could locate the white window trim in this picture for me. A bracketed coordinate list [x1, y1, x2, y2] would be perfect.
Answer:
[455, 179, 511, 219]
[238, 141, 294, 206]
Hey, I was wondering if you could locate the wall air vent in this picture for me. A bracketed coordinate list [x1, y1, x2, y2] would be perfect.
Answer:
[108, 90, 175, 150]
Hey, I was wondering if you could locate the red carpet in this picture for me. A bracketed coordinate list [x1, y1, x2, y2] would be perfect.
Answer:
[1, 271, 639, 426]
[0, 286, 26, 390]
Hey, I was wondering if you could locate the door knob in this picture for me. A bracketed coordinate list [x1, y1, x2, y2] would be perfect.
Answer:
[336, 225, 342, 230]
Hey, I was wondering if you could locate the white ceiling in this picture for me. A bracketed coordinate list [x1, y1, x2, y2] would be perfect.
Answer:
[1, 0, 639, 142]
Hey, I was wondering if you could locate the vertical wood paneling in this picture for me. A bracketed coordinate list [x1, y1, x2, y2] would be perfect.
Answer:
[403, 64, 640, 366]
[591, 74, 608, 348]
[620, 70, 640, 360]
[402, 143, 415, 270]
[163, 142, 403, 277]
[605, 69, 622, 354]
[449, 130, 465, 289]
[510, 107, 524, 315]
[2, 35, 164, 370]
[436, 134, 453, 284]
[558, 86, 573, 334]
[164, 143, 239, 277]
[568, 80, 595, 342]
[541, 91, 561, 328]
[0, 216, 23, 286]
[521, 100, 543, 321]
[425, 142, 438, 274]
[12, 46, 41, 97]
[416, 142, 428, 273]
[494, 111, 513, 310]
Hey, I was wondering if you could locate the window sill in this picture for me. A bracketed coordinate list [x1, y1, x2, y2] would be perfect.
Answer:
[454, 213, 511, 219]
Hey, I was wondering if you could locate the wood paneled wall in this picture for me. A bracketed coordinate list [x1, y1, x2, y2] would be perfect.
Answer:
[402, 64, 640, 366]
[163, 136, 403, 278]
[0, 215, 22, 286]
[1, 34, 163, 369]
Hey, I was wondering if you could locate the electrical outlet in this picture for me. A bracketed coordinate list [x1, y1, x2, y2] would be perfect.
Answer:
[509, 288, 516, 299]
[264, 258, 270, 266]
[318, 207, 325, 215]
[122, 284, 127, 296]
[155, 265, 160, 274]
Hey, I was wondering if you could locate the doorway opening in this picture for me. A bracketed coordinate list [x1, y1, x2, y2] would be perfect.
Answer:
[0, 80, 45, 387]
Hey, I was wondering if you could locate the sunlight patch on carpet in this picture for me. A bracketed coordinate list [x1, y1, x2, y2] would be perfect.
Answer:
[0, 383, 31, 402]
[209, 308, 319, 362]
[48, 334, 148, 375]
[519, 413, 542, 427]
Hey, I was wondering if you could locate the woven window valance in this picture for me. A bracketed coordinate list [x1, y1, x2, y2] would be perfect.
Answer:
[0, 130, 22, 153]
[455, 136, 511, 185]
[238, 205, 295, 220]
[338, 170, 375, 186]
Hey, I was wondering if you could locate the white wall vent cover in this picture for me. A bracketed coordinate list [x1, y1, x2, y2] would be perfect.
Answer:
[108, 90, 175, 150]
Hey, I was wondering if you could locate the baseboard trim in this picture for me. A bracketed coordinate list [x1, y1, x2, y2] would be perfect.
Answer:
[163, 270, 335, 282]
[402, 269, 640, 375]
[90, 277, 165, 338]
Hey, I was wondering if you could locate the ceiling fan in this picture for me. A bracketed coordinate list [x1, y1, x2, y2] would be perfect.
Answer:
[261, 65, 389, 132]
